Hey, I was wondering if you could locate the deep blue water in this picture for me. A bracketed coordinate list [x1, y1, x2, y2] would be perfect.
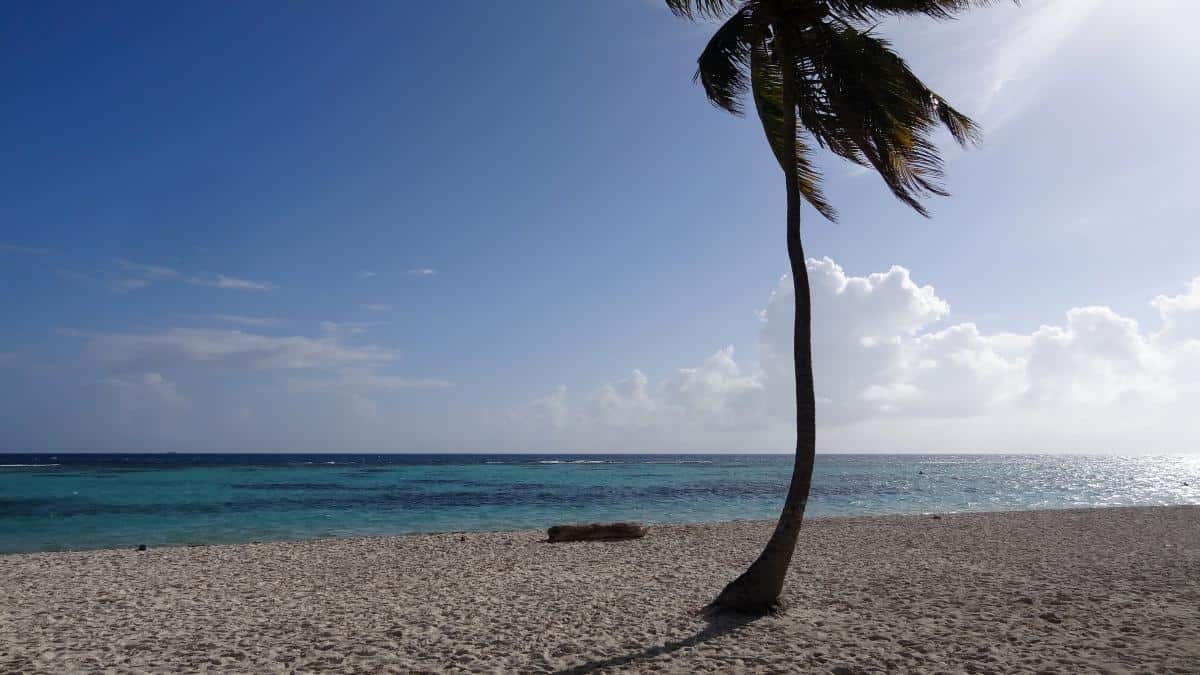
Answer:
[1, 453, 1197, 554]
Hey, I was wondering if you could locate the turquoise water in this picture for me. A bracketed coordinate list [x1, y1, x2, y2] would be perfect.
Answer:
[1, 453, 1197, 554]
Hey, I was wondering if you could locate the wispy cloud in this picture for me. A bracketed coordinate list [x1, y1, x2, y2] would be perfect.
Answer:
[288, 368, 452, 393]
[213, 314, 279, 327]
[964, 0, 1102, 130]
[188, 274, 276, 292]
[56, 269, 95, 284]
[285, 368, 452, 423]
[1, 243, 57, 256]
[110, 259, 275, 293]
[361, 303, 392, 311]
[118, 259, 180, 280]
[72, 328, 396, 372]
[320, 321, 384, 336]
[358, 270, 377, 279]
[406, 268, 436, 276]
[111, 279, 150, 293]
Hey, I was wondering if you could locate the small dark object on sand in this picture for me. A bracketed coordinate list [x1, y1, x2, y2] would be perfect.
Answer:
[459, 535, 467, 542]
[930, 515, 942, 520]
[547, 522, 647, 543]
[136, 544, 147, 551]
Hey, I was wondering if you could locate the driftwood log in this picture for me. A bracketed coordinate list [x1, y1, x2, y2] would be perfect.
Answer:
[546, 522, 647, 543]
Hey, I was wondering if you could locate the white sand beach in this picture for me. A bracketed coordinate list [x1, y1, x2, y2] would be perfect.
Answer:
[1, 506, 1197, 673]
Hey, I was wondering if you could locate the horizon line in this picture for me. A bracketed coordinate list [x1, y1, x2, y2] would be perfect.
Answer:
[2, 450, 1193, 456]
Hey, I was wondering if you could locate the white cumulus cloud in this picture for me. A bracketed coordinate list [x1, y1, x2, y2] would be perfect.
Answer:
[103, 372, 190, 426]
[513, 259, 1200, 452]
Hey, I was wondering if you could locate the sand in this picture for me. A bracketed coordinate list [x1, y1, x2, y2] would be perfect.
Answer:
[1, 506, 1197, 674]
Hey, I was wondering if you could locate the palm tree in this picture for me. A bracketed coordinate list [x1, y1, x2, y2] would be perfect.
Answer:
[667, 0, 1000, 613]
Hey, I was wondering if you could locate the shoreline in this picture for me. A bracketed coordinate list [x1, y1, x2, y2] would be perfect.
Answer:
[3, 505, 1197, 672]
[7, 503, 1198, 558]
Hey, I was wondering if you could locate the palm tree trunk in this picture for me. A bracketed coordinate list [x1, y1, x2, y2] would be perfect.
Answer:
[712, 23, 817, 613]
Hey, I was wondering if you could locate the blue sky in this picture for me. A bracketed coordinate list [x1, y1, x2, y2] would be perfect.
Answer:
[3, 0, 1198, 453]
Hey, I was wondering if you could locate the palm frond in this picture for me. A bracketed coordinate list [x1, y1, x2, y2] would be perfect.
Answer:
[930, 94, 980, 145]
[695, 4, 757, 114]
[822, 0, 1014, 22]
[666, 0, 746, 21]
[750, 40, 838, 221]
[792, 19, 980, 215]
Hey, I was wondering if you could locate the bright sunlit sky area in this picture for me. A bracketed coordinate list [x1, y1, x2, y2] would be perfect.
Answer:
[2, 0, 1198, 453]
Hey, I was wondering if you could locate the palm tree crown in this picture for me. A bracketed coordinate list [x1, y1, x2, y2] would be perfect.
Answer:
[669, 0, 1000, 218]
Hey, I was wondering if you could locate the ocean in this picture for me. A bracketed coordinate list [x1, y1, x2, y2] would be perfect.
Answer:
[1, 453, 1197, 554]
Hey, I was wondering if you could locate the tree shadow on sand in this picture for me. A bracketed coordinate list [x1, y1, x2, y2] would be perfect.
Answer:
[552, 611, 761, 674]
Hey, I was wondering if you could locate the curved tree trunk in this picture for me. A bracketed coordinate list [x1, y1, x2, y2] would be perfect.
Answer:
[712, 24, 817, 614]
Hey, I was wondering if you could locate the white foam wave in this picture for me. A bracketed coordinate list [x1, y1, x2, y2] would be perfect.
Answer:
[0, 464, 61, 467]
